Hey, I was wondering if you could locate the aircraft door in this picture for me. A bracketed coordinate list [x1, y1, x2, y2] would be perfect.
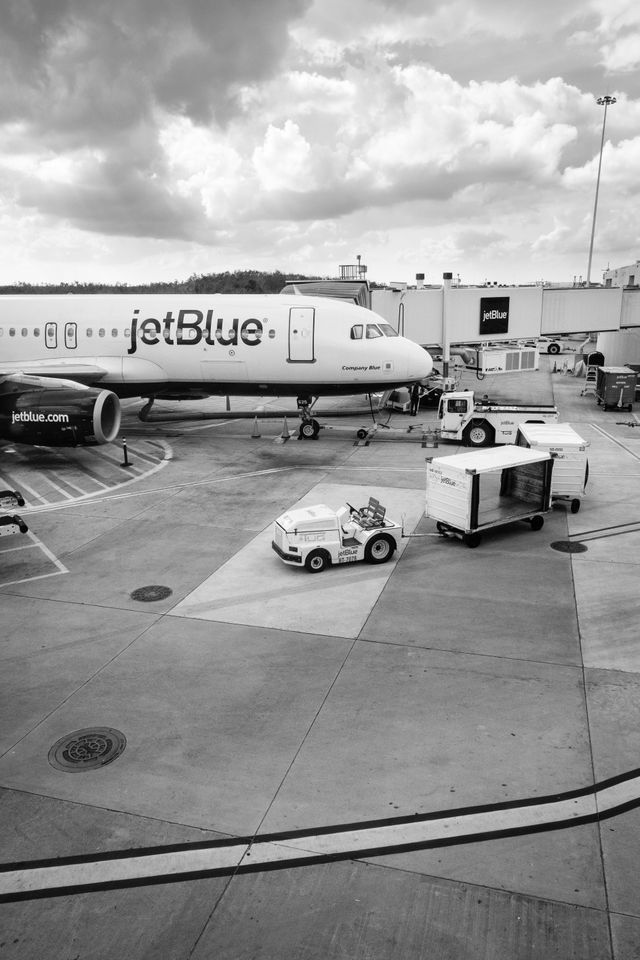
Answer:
[65, 323, 78, 349]
[288, 307, 315, 362]
[45, 322, 57, 349]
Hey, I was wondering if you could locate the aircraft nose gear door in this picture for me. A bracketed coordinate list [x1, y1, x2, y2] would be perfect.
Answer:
[288, 307, 316, 363]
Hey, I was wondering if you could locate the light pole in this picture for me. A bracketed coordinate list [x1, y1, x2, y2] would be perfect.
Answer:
[586, 94, 616, 285]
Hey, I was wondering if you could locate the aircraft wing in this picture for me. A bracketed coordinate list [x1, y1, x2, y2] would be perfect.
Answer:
[0, 362, 109, 395]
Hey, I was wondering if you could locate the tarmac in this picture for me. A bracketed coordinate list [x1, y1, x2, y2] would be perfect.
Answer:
[1, 356, 640, 959]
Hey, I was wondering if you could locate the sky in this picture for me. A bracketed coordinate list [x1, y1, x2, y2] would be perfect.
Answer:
[1, 0, 639, 288]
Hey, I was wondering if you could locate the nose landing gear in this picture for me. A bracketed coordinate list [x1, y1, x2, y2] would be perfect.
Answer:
[297, 396, 321, 439]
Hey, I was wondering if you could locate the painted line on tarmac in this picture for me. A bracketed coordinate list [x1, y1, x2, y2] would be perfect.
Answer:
[590, 423, 640, 461]
[2, 767, 640, 902]
[0, 530, 68, 587]
[19, 466, 293, 516]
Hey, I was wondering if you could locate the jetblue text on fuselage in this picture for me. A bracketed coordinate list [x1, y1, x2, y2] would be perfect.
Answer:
[127, 309, 264, 355]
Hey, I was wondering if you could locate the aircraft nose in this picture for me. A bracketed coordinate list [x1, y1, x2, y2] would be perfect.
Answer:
[406, 340, 433, 381]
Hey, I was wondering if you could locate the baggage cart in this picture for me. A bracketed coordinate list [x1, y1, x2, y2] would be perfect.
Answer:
[516, 423, 589, 513]
[595, 366, 637, 411]
[426, 446, 553, 547]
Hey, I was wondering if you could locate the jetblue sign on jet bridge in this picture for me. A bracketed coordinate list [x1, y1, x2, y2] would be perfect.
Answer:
[479, 296, 510, 336]
[128, 309, 263, 354]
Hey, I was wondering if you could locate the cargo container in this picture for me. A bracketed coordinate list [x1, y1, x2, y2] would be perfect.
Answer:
[595, 366, 637, 411]
[516, 423, 589, 513]
[425, 446, 553, 547]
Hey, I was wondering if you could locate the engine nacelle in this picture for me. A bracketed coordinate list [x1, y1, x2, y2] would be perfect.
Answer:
[0, 388, 121, 446]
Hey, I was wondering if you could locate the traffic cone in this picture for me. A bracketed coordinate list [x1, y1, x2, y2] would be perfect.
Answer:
[251, 417, 260, 438]
[281, 417, 290, 439]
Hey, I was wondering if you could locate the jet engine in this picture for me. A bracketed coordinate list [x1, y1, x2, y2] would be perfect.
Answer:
[0, 388, 121, 447]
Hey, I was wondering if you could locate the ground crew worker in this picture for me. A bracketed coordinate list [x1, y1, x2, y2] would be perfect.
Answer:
[409, 382, 422, 416]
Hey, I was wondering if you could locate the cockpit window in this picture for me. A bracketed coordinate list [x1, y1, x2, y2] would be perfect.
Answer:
[366, 324, 383, 338]
[378, 322, 399, 337]
[350, 325, 363, 340]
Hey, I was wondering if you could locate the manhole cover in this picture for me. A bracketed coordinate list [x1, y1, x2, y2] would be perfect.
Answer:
[48, 727, 127, 772]
[550, 541, 588, 554]
[130, 584, 173, 602]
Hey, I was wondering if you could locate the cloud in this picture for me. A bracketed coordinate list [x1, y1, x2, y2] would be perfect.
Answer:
[0, 0, 639, 285]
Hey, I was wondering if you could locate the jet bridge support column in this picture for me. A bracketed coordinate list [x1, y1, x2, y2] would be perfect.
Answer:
[442, 272, 452, 378]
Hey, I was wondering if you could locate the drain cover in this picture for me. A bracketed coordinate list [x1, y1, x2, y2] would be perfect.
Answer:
[130, 584, 173, 602]
[550, 541, 588, 554]
[48, 727, 127, 772]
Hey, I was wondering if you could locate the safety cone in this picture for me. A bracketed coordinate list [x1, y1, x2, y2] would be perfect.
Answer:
[552, 361, 557, 373]
[281, 417, 290, 440]
[251, 417, 260, 438]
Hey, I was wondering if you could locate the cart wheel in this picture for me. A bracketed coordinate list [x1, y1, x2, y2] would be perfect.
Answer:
[570, 499, 581, 514]
[305, 549, 331, 573]
[364, 533, 395, 564]
[530, 515, 544, 531]
[436, 521, 447, 534]
[629, 404, 633, 413]
[547, 342, 561, 355]
[356, 428, 368, 439]
[463, 533, 482, 548]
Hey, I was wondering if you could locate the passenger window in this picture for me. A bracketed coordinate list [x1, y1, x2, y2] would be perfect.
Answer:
[350, 325, 363, 340]
[98, 328, 105, 338]
[21, 328, 28, 336]
[9, 328, 15, 337]
[268, 329, 276, 339]
[86, 328, 93, 337]
[366, 324, 383, 338]
[112, 328, 118, 338]
[34, 328, 40, 337]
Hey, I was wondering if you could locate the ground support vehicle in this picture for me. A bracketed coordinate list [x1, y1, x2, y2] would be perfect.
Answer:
[437, 390, 559, 447]
[426, 447, 553, 547]
[0, 489, 28, 537]
[385, 373, 459, 412]
[516, 423, 589, 513]
[272, 497, 401, 572]
[595, 367, 637, 412]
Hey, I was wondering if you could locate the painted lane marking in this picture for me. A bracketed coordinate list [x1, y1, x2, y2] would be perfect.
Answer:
[2, 767, 640, 902]
[0, 440, 172, 511]
[19, 466, 292, 516]
[0, 530, 68, 587]
[590, 423, 640, 461]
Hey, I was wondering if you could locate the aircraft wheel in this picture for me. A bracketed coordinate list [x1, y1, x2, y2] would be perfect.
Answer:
[364, 533, 395, 564]
[305, 549, 331, 573]
[299, 418, 320, 439]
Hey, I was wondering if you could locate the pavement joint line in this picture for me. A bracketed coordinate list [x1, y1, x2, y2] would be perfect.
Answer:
[2, 767, 640, 903]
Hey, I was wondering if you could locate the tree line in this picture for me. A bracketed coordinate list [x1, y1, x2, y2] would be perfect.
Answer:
[0, 270, 320, 296]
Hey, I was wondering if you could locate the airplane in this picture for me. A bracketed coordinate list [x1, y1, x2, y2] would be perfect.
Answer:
[0, 293, 433, 445]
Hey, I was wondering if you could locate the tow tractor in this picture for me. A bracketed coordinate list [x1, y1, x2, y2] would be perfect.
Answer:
[272, 497, 401, 572]
[438, 390, 559, 447]
[0, 490, 28, 538]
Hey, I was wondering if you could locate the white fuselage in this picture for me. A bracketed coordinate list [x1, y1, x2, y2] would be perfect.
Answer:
[0, 294, 432, 398]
